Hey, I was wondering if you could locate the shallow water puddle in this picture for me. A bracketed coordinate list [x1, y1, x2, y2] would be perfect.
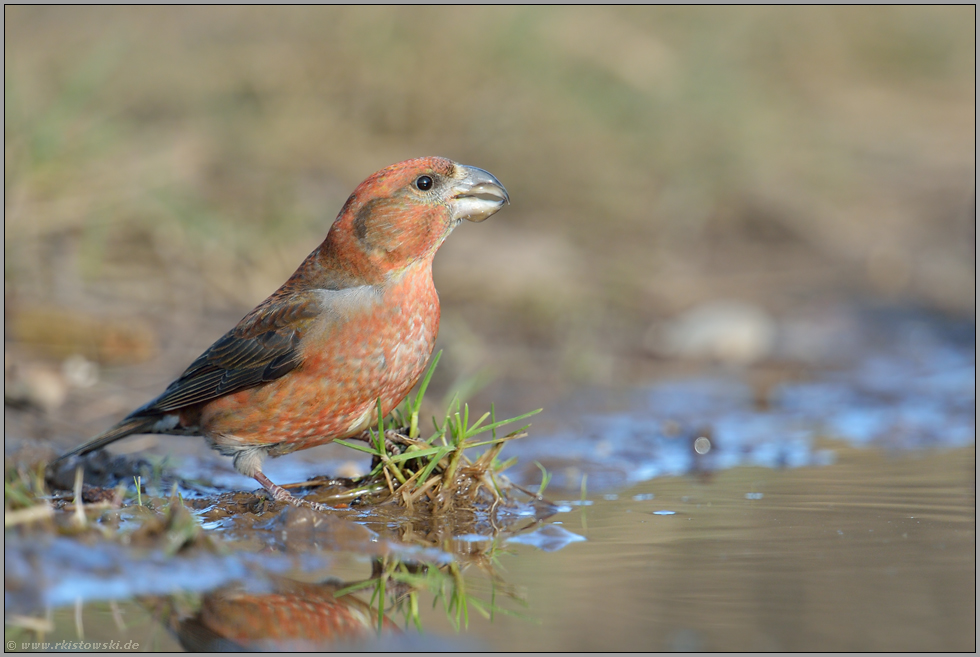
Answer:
[453, 445, 975, 652]
[4, 310, 975, 651]
[6, 445, 973, 651]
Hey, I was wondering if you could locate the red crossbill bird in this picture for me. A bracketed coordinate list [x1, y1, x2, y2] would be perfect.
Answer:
[174, 578, 396, 650]
[55, 157, 509, 508]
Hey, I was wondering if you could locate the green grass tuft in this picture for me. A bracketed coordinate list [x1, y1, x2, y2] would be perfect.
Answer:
[335, 350, 542, 511]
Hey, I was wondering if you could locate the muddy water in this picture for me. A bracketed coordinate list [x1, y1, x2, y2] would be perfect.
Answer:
[4, 309, 976, 652]
[440, 446, 975, 651]
[6, 446, 974, 651]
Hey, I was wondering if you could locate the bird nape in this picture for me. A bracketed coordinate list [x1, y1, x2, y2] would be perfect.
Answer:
[55, 157, 510, 511]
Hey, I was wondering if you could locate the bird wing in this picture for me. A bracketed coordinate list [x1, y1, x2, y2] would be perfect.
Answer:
[135, 290, 326, 414]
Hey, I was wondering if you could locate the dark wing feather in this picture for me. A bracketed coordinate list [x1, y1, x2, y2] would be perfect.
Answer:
[134, 291, 324, 415]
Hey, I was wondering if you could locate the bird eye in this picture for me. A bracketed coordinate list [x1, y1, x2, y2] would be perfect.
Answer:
[415, 175, 433, 191]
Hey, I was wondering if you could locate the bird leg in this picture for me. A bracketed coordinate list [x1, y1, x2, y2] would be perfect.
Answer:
[252, 470, 329, 512]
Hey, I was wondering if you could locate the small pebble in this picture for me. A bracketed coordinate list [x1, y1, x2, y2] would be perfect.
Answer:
[745, 492, 764, 500]
[652, 510, 676, 516]
[62, 354, 99, 388]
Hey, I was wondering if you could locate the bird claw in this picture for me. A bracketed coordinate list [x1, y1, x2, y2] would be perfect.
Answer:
[253, 470, 331, 513]
[270, 487, 332, 514]
[288, 496, 331, 513]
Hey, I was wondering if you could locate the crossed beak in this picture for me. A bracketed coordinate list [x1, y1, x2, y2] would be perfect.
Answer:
[451, 165, 510, 223]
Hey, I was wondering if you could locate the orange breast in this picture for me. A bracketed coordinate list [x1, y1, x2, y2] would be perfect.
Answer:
[198, 266, 439, 453]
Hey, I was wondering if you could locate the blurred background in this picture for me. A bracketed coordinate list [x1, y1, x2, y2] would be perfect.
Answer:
[4, 6, 976, 446]
[3, 8, 976, 652]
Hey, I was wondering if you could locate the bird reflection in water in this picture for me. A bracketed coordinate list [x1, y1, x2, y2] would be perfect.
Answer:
[159, 576, 395, 651]
[155, 539, 525, 650]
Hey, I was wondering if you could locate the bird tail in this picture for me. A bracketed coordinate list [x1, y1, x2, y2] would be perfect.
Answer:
[55, 416, 159, 462]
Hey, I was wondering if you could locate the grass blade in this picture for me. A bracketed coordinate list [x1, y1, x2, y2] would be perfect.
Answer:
[334, 439, 379, 456]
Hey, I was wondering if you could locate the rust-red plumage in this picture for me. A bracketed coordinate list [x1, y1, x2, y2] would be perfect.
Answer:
[57, 157, 509, 507]
[174, 579, 396, 650]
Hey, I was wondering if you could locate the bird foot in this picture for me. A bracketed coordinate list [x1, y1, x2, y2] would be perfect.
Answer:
[253, 471, 330, 513]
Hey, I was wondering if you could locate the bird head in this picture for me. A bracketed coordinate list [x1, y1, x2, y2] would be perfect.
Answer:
[325, 157, 509, 282]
